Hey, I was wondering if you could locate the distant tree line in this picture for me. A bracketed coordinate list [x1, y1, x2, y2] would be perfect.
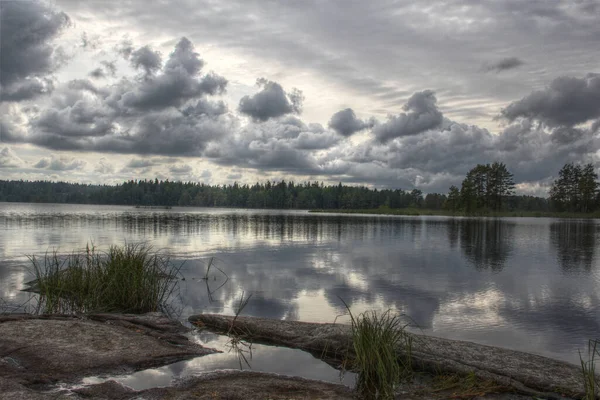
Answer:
[0, 179, 428, 209]
[0, 162, 598, 212]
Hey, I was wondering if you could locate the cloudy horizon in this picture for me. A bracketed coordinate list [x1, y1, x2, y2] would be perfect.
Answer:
[1, 0, 599, 196]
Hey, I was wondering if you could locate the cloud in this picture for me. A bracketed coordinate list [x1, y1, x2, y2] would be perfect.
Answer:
[227, 172, 242, 180]
[292, 130, 340, 150]
[89, 61, 117, 79]
[0, 147, 25, 168]
[206, 117, 323, 172]
[126, 159, 155, 169]
[7, 37, 231, 157]
[3, 4, 599, 195]
[328, 108, 374, 137]
[373, 90, 443, 142]
[0, 78, 56, 102]
[169, 164, 193, 174]
[92, 111, 229, 156]
[0, 1, 70, 101]
[130, 45, 162, 75]
[34, 156, 86, 171]
[501, 74, 600, 128]
[182, 98, 228, 117]
[94, 157, 115, 174]
[238, 78, 304, 122]
[89, 68, 106, 79]
[80, 32, 100, 50]
[483, 57, 525, 73]
[118, 38, 227, 110]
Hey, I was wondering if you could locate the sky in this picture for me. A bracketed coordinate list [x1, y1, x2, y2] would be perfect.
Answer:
[1, 0, 599, 196]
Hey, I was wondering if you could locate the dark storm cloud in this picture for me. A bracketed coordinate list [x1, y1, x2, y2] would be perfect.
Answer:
[5, 0, 600, 195]
[205, 117, 329, 172]
[373, 90, 443, 142]
[501, 74, 600, 127]
[328, 108, 374, 137]
[91, 111, 230, 156]
[7, 36, 231, 158]
[197, 72, 228, 96]
[0, 1, 70, 101]
[119, 38, 227, 110]
[483, 57, 525, 73]
[320, 72, 600, 192]
[50, 0, 600, 134]
[292, 130, 340, 150]
[130, 46, 162, 75]
[238, 78, 304, 122]
[182, 98, 228, 117]
[0, 78, 55, 102]
[32, 84, 115, 138]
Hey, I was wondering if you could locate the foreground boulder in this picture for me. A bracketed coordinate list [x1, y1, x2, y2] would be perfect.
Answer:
[0, 313, 217, 388]
[190, 314, 590, 399]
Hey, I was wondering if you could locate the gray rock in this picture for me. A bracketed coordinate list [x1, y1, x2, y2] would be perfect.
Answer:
[0, 313, 217, 388]
[189, 314, 590, 399]
[0, 377, 70, 400]
[73, 370, 358, 399]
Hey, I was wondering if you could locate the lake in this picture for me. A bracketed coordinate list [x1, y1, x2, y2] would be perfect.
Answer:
[1, 202, 599, 370]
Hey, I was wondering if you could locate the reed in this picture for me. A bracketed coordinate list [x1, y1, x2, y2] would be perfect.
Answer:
[340, 301, 413, 399]
[27, 243, 182, 314]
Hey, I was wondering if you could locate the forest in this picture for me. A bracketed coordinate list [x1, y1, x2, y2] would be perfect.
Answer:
[0, 162, 598, 213]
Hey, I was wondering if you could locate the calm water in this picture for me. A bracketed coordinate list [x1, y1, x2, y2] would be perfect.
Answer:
[1, 203, 599, 369]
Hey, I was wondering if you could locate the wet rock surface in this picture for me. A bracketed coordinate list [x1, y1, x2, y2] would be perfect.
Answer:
[189, 314, 589, 399]
[0, 312, 588, 399]
[0, 313, 216, 388]
[73, 370, 358, 399]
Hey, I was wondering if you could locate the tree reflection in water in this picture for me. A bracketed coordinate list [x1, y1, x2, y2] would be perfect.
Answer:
[550, 221, 598, 273]
[457, 219, 515, 272]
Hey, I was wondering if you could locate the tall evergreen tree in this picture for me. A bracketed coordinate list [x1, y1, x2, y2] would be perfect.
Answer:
[550, 163, 598, 213]
[579, 163, 599, 213]
[444, 185, 461, 211]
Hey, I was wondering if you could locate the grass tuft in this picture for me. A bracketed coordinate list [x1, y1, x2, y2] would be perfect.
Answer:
[226, 291, 254, 369]
[340, 300, 413, 400]
[26, 243, 182, 315]
[580, 339, 600, 400]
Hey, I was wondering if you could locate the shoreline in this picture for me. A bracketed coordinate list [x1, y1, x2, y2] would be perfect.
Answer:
[1, 312, 593, 399]
[190, 313, 590, 399]
[2, 201, 600, 219]
[309, 208, 600, 218]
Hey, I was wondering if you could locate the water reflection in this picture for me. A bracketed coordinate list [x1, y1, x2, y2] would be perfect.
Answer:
[1, 203, 599, 366]
[81, 332, 354, 391]
[550, 221, 597, 273]
[458, 219, 515, 272]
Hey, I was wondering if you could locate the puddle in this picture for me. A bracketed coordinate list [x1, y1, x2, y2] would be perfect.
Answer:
[79, 330, 355, 391]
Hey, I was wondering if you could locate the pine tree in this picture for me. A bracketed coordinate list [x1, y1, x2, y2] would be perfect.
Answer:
[550, 163, 598, 213]
[444, 185, 461, 211]
[579, 163, 599, 213]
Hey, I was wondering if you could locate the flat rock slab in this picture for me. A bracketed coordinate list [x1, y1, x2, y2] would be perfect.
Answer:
[0, 377, 71, 400]
[73, 370, 358, 400]
[0, 313, 217, 388]
[190, 314, 591, 399]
